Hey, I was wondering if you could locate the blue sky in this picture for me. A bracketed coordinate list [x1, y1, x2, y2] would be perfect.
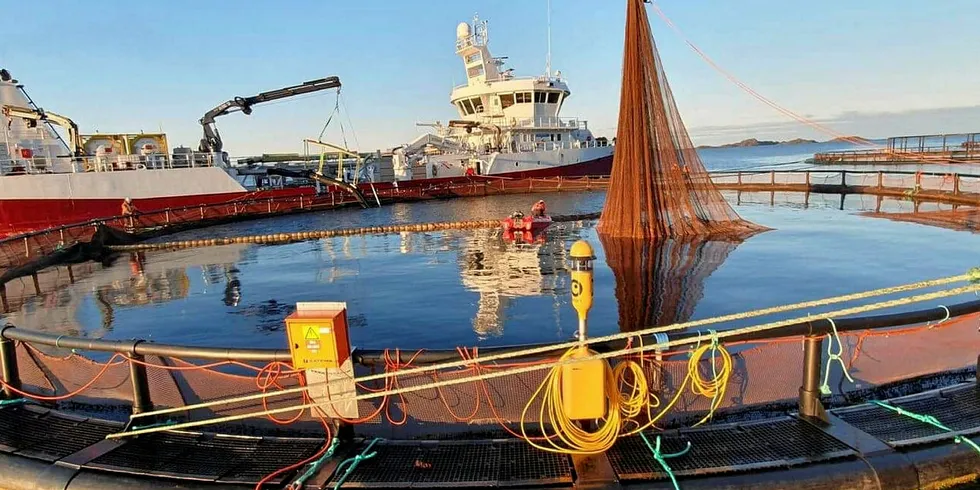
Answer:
[5, 1, 979, 155]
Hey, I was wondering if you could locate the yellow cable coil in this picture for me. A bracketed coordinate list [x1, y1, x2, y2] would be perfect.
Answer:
[522, 340, 732, 455]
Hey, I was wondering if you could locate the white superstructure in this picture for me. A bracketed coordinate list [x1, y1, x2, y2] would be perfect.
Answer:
[392, 15, 613, 181]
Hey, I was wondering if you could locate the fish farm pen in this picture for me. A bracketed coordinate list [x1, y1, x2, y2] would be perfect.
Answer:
[2, 0, 979, 487]
[813, 132, 980, 165]
[0, 169, 978, 489]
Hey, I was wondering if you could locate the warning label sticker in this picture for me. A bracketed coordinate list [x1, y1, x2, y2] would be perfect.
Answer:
[305, 327, 320, 340]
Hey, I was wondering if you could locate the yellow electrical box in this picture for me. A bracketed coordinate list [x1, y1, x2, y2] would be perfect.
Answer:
[561, 346, 607, 420]
[285, 302, 351, 369]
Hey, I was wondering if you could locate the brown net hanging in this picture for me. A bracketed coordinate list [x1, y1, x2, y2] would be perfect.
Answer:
[598, 0, 763, 239]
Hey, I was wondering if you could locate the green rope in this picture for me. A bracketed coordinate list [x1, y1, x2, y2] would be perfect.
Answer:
[967, 267, 980, 284]
[706, 329, 720, 423]
[0, 398, 25, 407]
[130, 418, 178, 432]
[872, 401, 980, 456]
[820, 318, 854, 396]
[332, 438, 380, 490]
[288, 437, 340, 490]
[639, 432, 691, 490]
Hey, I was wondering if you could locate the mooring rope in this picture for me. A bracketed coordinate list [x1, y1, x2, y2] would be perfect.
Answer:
[639, 432, 691, 490]
[330, 438, 380, 490]
[109, 281, 980, 439]
[871, 401, 980, 456]
[106, 213, 603, 252]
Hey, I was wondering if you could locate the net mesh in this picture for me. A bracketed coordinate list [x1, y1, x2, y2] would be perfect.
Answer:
[598, 0, 761, 239]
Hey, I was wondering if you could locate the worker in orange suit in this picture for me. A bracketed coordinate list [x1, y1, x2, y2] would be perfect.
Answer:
[531, 199, 547, 217]
[121, 197, 139, 231]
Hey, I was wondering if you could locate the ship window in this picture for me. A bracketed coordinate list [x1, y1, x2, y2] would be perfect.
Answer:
[516, 92, 532, 104]
[499, 94, 515, 109]
[547, 92, 560, 104]
[462, 99, 475, 115]
[465, 53, 482, 64]
[470, 97, 484, 113]
[468, 65, 485, 78]
[534, 91, 547, 103]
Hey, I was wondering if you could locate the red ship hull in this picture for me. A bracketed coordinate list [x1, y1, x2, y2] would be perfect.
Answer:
[0, 154, 612, 239]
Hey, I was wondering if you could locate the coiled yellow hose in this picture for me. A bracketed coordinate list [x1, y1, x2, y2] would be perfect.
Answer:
[521, 338, 732, 455]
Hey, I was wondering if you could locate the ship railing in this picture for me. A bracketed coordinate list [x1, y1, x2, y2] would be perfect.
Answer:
[0, 153, 218, 175]
[452, 75, 567, 91]
[69, 153, 217, 172]
[470, 116, 586, 131]
[513, 138, 612, 153]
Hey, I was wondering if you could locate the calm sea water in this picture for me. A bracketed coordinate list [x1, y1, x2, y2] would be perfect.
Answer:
[3, 145, 978, 350]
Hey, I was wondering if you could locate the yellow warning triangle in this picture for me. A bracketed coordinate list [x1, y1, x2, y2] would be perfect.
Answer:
[305, 327, 319, 340]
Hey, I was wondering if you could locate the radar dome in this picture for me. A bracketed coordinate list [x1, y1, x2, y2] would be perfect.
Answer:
[456, 22, 471, 39]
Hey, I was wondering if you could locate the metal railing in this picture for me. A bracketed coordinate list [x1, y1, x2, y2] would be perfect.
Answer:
[0, 295, 976, 419]
[0, 152, 218, 176]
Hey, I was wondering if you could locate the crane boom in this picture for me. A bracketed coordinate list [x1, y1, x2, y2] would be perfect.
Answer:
[2, 105, 84, 157]
[198, 76, 342, 153]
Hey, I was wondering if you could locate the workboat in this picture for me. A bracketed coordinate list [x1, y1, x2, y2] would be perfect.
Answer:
[389, 15, 614, 181]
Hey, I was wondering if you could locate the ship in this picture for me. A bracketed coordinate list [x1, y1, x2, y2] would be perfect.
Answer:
[0, 69, 322, 238]
[0, 14, 612, 238]
[390, 15, 614, 181]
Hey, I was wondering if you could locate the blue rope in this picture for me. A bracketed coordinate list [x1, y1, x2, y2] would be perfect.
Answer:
[288, 437, 340, 490]
[0, 398, 26, 408]
[130, 418, 178, 432]
[872, 401, 980, 456]
[639, 432, 691, 490]
[819, 318, 854, 396]
[332, 438, 380, 490]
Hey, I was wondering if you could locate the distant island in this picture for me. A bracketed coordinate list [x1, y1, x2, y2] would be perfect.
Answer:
[696, 135, 873, 149]
[696, 138, 818, 149]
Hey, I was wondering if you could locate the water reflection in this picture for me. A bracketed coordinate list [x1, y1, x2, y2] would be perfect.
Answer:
[599, 234, 755, 331]
[458, 228, 571, 338]
[2, 245, 248, 336]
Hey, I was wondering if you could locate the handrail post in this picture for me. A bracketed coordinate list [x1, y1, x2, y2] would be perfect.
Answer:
[954, 174, 960, 195]
[877, 171, 883, 189]
[129, 351, 153, 414]
[0, 332, 20, 400]
[840, 170, 847, 187]
[799, 335, 828, 423]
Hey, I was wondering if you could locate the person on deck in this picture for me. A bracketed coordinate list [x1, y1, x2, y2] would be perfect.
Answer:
[531, 200, 547, 217]
[465, 165, 476, 177]
[121, 197, 139, 230]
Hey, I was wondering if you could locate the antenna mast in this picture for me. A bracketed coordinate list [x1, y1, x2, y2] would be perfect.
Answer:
[546, 0, 552, 77]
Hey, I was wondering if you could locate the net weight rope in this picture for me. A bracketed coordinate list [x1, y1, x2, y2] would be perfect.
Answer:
[107, 282, 980, 439]
[124, 269, 980, 424]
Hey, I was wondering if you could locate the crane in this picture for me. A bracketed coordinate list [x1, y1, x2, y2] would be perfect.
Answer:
[198, 76, 342, 154]
[2, 105, 84, 157]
